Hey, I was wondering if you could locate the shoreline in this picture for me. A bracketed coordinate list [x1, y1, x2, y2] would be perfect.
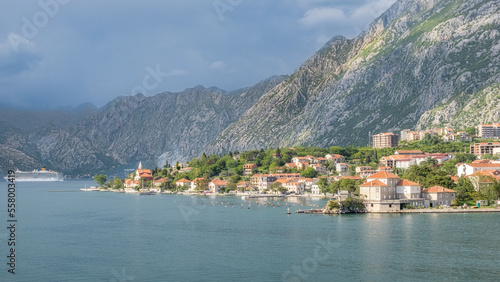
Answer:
[373, 208, 500, 214]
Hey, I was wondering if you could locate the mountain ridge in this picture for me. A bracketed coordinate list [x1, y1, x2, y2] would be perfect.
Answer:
[1, 0, 499, 175]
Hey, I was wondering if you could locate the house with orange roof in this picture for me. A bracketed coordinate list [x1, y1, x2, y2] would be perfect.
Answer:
[395, 150, 423, 155]
[457, 162, 500, 177]
[309, 163, 327, 174]
[153, 178, 168, 188]
[360, 171, 424, 212]
[466, 170, 500, 191]
[209, 178, 228, 193]
[336, 163, 349, 173]
[325, 154, 345, 164]
[124, 178, 139, 188]
[243, 163, 257, 175]
[176, 178, 193, 189]
[422, 186, 456, 207]
[281, 180, 305, 194]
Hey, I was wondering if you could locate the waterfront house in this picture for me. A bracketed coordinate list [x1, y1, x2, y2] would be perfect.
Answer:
[124, 179, 139, 188]
[176, 178, 193, 189]
[466, 170, 500, 191]
[421, 186, 456, 207]
[208, 178, 228, 193]
[360, 171, 425, 212]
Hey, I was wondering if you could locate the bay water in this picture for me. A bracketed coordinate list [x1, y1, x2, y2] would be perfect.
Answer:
[1, 180, 499, 281]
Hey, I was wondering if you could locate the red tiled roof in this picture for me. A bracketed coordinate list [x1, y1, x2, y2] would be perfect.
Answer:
[360, 179, 387, 187]
[367, 171, 400, 179]
[396, 179, 419, 186]
[422, 186, 456, 193]
[176, 178, 192, 183]
[467, 163, 500, 168]
[210, 179, 227, 186]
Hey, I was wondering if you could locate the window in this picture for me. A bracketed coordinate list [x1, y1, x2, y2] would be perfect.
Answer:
[376, 195, 380, 200]
[389, 204, 392, 208]
[375, 188, 379, 193]
[398, 195, 401, 199]
[371, 204, 373, 207]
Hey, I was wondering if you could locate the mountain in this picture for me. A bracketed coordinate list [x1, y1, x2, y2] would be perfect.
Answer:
[207, 0, 500, 154]
[0, 76, 285, 175]
[2, 0, 500, 175]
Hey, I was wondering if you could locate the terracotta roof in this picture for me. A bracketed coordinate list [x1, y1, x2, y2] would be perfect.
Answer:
[367, 171, 400, 179]
[210, 179, 227, 186]
[422, 186, 456, 193]
[467, 163, 500, 168]
[396, 179, 419, 186]
[472, 160, 491, 163]
[396, 150, 423, 154]
[360, 179, 387, 187]
[176, 178, 192, 183]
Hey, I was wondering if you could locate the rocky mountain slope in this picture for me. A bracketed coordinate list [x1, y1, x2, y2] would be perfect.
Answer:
[207, 0, 500, 154]
[0, 76, 285, 175]
[2, 0, 500, 175]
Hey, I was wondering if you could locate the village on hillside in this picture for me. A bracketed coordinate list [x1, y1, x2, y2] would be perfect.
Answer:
[93, 124, 500, 212]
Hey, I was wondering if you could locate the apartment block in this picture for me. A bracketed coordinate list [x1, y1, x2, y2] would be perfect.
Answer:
[372, 132, 399, 149]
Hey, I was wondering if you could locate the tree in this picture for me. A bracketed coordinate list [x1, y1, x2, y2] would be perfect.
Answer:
[270, 182, 283, 194]
[301, 167, 317, 178]
[325, 200, 340, 210]
[340, 197, 366, 213]
[113, 176, 122, 189]
[455, 177, 474, 201]
[331, 178, 361, 194]
[317, 178, 330, 196]
[196, 176, 210, 191]
[94, 174, 107, 186]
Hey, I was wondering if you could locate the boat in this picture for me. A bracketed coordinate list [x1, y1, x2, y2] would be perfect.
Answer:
[4, 167, 64, 182]
[80, 186, 99, 191]
[139, 191, 157, 195]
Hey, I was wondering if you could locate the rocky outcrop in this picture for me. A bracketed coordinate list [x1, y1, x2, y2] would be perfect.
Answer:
[207, 0, 500, 154]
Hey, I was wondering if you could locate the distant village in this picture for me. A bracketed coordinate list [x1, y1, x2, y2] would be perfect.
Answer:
[96, 123, 500, 213]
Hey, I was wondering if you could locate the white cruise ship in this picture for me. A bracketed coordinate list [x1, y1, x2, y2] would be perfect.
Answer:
[4, 167, 64, 182]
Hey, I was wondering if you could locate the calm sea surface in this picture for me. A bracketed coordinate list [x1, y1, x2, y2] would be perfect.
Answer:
[0, 180, 499, 281]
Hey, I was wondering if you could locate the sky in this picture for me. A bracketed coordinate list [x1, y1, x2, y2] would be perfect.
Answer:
[0, 0, 396, 108]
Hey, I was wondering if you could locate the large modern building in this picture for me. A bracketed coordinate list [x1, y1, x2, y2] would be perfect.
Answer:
[476, 123, 500, 139]
[372, 132, 399, 149]
[470, 142, 500, 156]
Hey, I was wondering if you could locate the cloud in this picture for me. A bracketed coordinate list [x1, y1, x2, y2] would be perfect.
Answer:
[0, 33, 42, 77]
[300, 7, 347, 28]
[166, 68, 189, 77]
[209, 60, 228, 70]
[300, 0, 396, 30]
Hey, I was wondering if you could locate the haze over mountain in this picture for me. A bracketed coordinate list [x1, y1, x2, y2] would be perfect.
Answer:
[1, 0, 499, 175]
